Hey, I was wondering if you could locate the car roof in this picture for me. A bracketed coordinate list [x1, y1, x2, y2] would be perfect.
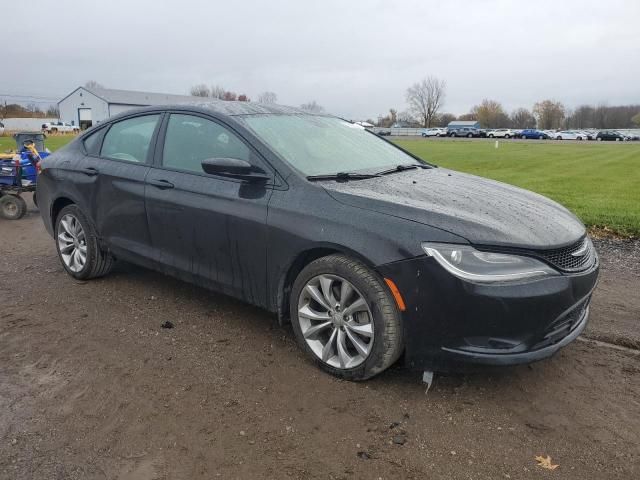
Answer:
[110, 100, 310, 119]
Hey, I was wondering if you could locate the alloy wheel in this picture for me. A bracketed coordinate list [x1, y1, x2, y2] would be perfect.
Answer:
[297, 274, 374, 369]
[57, 214, 87, 272]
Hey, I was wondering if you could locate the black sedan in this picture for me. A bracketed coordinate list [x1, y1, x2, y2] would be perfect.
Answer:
[37, 103, 599, 380]
[596, 131, 625, 141]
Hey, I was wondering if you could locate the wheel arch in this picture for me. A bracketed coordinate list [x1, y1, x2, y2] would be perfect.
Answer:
[51, 196, 75, 225]
[276, 244, 379, 325]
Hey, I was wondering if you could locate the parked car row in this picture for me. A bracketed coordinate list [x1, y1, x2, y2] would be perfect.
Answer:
[413, 127, 639, 141]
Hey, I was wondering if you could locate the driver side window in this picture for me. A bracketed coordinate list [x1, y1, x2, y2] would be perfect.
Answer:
[162, 114, 251, 174]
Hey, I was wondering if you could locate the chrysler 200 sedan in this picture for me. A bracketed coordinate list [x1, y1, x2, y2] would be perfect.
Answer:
[37, 102, 599, 380]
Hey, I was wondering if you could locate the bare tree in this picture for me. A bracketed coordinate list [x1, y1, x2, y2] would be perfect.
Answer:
[633, 112, 640, 127]
[457, 113, 477, 121]
[396, 111, 420, 127]
[510, 108, 536, 129]
[189, 84, 211, 97]
[85, 80, 105, 90]
[300, 100, 324, 113]
[406, 76, 446, 127]
[435, 113, 456, 127]
[210, 85, 226, 99]
[46, 105, 60, 118]
[258, 91, 278, 104]
[533, 100, 565, 129]
[470, 99, 509, 128]
[376, 109, 397, 127]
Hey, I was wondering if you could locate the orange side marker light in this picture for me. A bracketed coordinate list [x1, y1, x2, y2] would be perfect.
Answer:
[384, 278, 406, 312]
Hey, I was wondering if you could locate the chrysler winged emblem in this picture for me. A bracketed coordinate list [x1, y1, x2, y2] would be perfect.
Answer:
[571, 240, 589, 257]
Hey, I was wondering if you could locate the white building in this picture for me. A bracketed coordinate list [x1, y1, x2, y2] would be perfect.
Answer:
[58, 87, 202, 130]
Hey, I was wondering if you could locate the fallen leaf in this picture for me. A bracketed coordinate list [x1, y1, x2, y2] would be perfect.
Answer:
[535, 455, 559, 470]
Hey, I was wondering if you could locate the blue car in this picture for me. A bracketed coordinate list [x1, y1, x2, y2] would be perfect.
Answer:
[520, 129, 548, 140]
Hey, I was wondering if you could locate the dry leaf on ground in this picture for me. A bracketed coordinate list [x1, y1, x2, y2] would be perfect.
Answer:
[535, 455, 559, 470]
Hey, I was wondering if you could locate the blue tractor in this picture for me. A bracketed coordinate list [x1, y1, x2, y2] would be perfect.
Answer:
[0, 132, 50, 220]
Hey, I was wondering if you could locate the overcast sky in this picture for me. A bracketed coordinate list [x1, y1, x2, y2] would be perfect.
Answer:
[4, 0, 639, 119]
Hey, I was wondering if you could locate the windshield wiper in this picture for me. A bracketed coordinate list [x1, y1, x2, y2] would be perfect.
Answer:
[306, 172, 382, 181]
[376, 164, 428, 176]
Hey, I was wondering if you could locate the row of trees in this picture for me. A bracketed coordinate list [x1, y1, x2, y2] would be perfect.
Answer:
[189, 84, 251, 102]
[187, 84, 325, 113]
[1, 103, 59, 119]
[390, 77, 640, 129]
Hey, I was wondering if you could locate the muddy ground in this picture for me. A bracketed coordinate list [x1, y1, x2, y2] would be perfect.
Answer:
[1, 201, 639, 479]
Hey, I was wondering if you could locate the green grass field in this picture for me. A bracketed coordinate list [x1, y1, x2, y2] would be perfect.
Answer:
[395, 139, 640, 237]
[0, 135, 74, 153]
[2, 134, 638, 236]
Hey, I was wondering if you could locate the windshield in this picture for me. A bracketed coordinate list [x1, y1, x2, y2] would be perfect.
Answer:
[239, 114, 422, 176]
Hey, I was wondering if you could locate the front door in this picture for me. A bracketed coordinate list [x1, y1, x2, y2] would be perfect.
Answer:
[144, 113, 274, 307]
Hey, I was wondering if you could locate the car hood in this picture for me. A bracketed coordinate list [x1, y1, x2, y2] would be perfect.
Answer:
[321, 168, 585, 249]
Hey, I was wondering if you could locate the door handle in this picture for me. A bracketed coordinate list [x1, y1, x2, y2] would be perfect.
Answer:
[148, 179, 175, 189]
[79, 167, 99, 176]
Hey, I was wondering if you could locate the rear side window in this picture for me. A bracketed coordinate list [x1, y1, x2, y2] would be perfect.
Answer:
[83, 129, 105, 155]
[162, 114, 251, 174]
[101, 115, 160, 163]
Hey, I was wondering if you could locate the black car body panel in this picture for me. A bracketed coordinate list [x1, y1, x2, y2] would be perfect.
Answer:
[378, 254, 598, 370]
[322, 168, 585, 249]
[38, 103, 599, 372]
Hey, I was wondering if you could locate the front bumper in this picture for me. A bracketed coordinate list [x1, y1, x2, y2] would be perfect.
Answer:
[377, 255, 599, 371]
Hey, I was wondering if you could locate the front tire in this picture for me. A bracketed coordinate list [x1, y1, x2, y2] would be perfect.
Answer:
[55, 204, 114, 280]
[290, 255, 403, 380]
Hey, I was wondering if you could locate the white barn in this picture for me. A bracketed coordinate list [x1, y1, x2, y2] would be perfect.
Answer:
[58, 87, 201, 130]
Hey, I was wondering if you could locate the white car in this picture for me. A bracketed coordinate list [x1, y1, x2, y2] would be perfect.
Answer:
[42, 121, 80, 134]
[575, 131, 592, 141]
[551, 130, 579, 140]
[487, 128, 516, 138]
[421, 127, 447, 137]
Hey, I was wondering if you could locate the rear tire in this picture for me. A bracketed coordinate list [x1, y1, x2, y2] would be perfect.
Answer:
[55, 204, 114, 280]
[290, 254, 403, 380]
[0, 194, 27, 220]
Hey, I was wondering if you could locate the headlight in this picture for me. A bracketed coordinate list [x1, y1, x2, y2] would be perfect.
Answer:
[421, 242, 557, 283]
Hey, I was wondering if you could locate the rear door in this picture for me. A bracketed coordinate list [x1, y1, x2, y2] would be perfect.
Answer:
[144, 112, 275, 306]
[74, 113, 162, 264]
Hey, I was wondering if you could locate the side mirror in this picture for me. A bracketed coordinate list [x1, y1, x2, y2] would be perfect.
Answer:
[201, 158, 270, 182]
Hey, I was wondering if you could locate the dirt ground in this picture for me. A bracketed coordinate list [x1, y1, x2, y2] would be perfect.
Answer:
[1, 200, 639, 480]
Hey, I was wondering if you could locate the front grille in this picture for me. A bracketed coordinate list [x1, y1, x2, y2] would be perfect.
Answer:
[533, 297, 590, 350]
[535, 237, 596, 272]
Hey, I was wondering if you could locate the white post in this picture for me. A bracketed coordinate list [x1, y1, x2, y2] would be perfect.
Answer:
[495, 140, 499, 149]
